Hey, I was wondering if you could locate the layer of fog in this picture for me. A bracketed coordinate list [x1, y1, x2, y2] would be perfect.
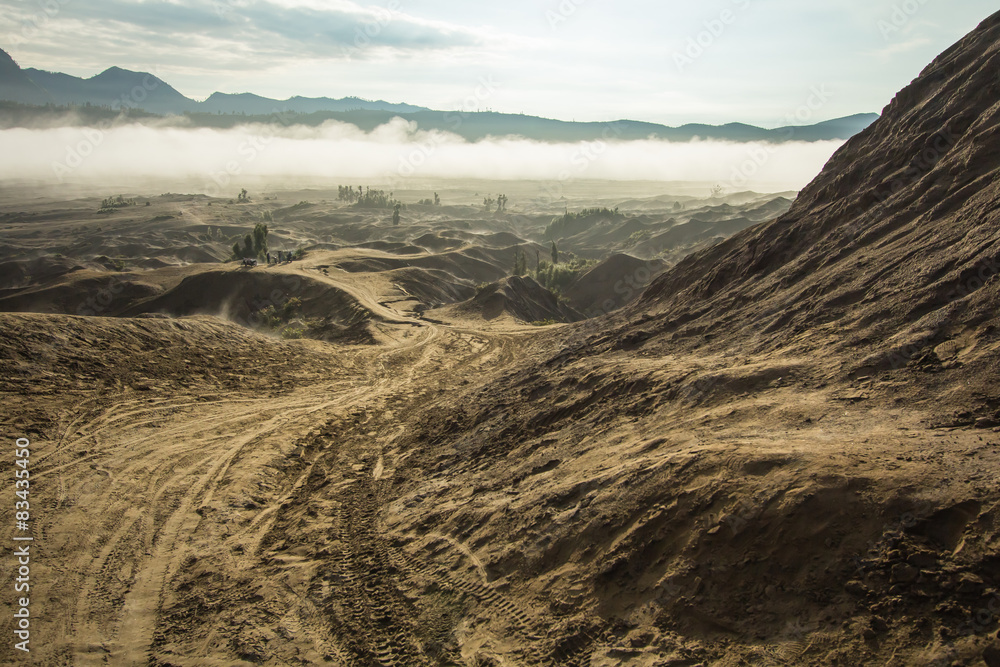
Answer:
[0, 117, 843, 194]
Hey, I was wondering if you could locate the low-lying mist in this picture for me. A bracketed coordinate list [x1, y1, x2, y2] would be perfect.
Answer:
[0, 117, 844, 194]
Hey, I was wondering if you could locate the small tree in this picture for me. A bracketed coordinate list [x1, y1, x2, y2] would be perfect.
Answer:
[484, 195, 496, 213]
[282, 297, 302, 321]
[551, 240, 559, 265]
[237, 188, 249, 202]
[252, 223, 269, 257]
[434, 192, 440, 206]
[392, 203, 401, 226]
[512, 246, 528, 277]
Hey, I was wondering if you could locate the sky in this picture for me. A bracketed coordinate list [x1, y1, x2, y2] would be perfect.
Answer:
[1, 1, 995, 127]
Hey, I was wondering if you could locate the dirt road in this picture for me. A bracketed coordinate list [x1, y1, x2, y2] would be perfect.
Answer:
[0, 281, 555, 666]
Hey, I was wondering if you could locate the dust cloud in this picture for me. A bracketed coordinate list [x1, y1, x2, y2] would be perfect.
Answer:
[0, 117, 843, 193]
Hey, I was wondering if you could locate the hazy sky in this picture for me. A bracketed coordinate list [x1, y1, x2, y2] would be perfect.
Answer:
[1, 1, 995, 126]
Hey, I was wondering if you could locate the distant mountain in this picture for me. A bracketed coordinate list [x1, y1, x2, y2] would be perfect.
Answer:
[183, 109, 876, 143]
[0, 49, 51, 106]
[200, 92, 427, 115]
[2, 47, 429, 117]
[0, 47, 878, 142]
[25, 65, 198, 114]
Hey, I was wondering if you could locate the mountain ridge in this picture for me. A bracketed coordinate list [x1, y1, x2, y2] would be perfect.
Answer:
[0, 48, 51, 105]
[0, 47, 878, 142]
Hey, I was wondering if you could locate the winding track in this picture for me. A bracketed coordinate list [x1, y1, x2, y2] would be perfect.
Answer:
[16, 283, 558, 665]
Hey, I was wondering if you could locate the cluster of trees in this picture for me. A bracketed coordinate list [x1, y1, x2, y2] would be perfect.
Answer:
[629, 229, 653, 244]
[232, 222, 269, 260]
[358, 188, 400, 208]
[418, 193, 441, 206]
[533, 257, 597, 295]
[338, 185, 360, 203]
[483, 194, 509, 213]
[236, 188, 250, 203]
[338, 186, 402, 209]
[508, 239, 594, 295]
[99, 195, 135, 210]
[252, 297, 308, 339]
[513, 241, 558, 279]
[254, 297, 300, 329]
[544, 206, 623, 240]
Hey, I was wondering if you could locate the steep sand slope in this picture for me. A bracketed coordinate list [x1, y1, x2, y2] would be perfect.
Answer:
[377, 11, 1000, 665]
[634, 13, 1000, 381]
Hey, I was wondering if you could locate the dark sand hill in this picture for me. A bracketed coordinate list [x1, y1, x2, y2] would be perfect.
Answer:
[376, 11, 1000, 665]
[459, 275, 584, 323]
[562, 253, 667, 315]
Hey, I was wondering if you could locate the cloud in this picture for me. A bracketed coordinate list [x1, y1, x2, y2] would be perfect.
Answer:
[0, 0, 484, 67]
[0, 117, 843, 193]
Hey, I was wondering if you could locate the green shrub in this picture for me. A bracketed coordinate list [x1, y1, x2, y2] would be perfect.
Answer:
[532, 258, 597, 295]
[544, 207, 622, 240]
[282, 297, 301, 321]
[99, 195, 136, 212]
